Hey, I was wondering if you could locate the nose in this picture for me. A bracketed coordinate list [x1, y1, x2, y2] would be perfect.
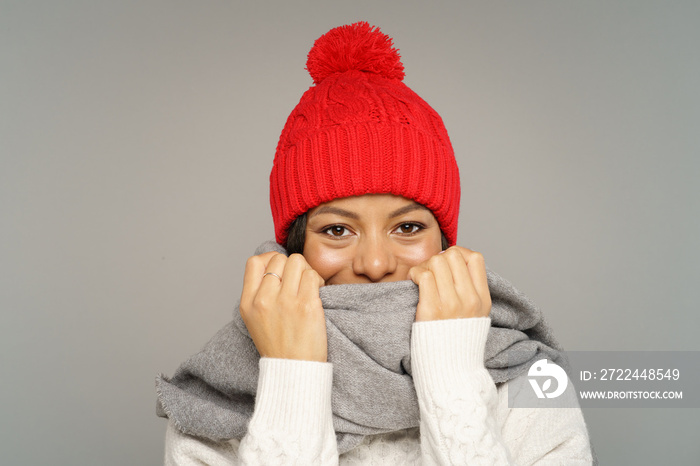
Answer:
[352, 235, 398, 282]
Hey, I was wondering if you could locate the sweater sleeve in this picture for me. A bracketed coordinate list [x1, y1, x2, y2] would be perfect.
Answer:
[411, 317, 513, 464]
[164, 357, 339, 465]
[411, 317, 593, 465]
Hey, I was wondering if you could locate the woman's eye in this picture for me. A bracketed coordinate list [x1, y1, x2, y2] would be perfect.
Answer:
[324, 225, 350, 237]
[395, 223, 421, 234]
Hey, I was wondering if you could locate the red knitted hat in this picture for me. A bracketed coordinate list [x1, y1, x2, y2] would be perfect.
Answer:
[270, 22, 460, 246]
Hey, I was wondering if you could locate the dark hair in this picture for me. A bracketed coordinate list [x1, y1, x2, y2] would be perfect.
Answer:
[286, 214, 307, 255]
[285, 213, 449, 255]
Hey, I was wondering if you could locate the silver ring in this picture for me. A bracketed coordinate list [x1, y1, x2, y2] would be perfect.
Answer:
[263, 272, 282, 281]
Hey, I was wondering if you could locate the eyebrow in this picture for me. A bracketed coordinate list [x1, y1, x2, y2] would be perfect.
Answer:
[310, 206, 360, 220]
[388, 203, 430, 218]
[310, 202, 429, 220]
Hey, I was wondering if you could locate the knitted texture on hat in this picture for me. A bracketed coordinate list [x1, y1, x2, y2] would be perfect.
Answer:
[270, 22, 460, 246]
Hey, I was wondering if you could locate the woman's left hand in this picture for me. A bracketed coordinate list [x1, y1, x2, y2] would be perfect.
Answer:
[407, 246, 492, 321]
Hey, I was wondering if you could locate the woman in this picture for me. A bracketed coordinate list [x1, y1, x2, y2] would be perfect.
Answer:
[157, 22, 594, 464]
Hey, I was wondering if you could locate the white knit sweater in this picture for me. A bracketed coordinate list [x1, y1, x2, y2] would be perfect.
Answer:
[164, 318, 593, 465]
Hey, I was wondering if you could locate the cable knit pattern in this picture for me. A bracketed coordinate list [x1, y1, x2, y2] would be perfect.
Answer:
[164, 318, 593, 465]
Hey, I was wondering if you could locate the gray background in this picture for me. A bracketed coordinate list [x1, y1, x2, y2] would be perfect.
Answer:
[1, 1, 698, 464]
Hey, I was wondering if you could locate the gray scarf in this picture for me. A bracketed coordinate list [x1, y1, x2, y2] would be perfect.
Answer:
[156, 241, 568, 454]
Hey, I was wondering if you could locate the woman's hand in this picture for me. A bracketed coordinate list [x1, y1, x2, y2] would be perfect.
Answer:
[407, 246, 491, 321]
[240, 252, 328, 362]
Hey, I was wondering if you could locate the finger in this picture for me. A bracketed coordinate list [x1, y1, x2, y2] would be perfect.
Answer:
[241, 252, 280, 307]
[468, 253, 491, 310]
[410, 266, 441, 321]
[298, 269, 327, 361]
[280, 253, 309, 296]
[456, 247, 491, 313]
[426, 253, 460, 311]
[445, 246, 471, 294]
[444, 247, 478, 301]
[298, 269, 324, 311]
[258, 252, 287, 294]
[457, 248, 489, 297]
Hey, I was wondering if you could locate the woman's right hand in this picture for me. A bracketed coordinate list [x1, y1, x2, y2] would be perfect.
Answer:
[240, 252, 328, 362]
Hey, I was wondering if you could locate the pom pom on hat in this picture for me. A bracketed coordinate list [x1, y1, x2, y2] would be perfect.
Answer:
[306, 21, 405, 84]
